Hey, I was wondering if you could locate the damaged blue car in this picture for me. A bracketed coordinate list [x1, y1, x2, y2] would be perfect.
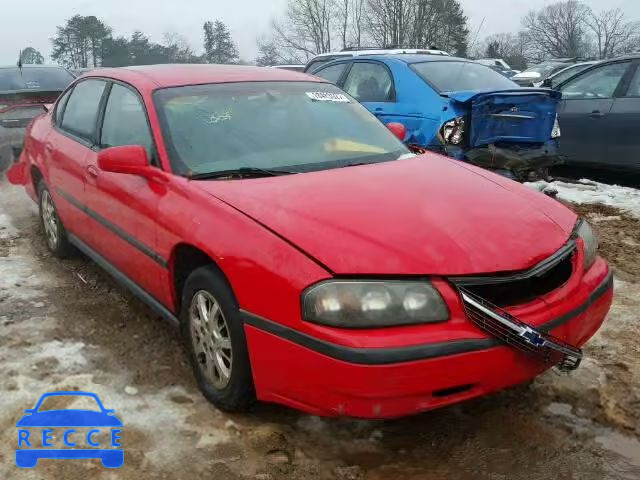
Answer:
[311, 54, 562, 181]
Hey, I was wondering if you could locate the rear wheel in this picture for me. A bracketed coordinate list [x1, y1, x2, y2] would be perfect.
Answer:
[180, 265, 255, 412]
[37, 180, 74, 257]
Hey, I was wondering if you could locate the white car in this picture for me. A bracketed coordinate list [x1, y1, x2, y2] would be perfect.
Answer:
[476, 58, 513, 71]
[304, 47, 449, 73]
[512, 59, 578, 87]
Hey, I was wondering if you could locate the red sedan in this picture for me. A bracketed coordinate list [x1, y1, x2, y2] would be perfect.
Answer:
[8, 65, 613, 418]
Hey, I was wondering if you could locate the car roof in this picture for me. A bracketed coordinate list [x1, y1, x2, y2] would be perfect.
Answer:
[83, 64, 325, 90]
[338, 54, 468, 64]
[308, 48, 449, 61]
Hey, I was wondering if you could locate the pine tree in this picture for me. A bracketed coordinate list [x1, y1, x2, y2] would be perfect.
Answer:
[203, 20, 240, 64]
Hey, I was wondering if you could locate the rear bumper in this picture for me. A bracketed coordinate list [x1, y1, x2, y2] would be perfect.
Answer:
[0, 126, 25, 173]
[462, 140, 562, 175]
[244, 261, 612, 418]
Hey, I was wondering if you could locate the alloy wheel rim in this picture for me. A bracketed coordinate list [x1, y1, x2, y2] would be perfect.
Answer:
[189, 290, 233, 389]
[41, 190, 59, 249]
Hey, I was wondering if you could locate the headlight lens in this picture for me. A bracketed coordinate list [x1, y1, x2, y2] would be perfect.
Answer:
[302, 280, 450, 328]
[576, 220, 598, 270]
[440, 117, 465, 145]
[551, 114, 561, 138]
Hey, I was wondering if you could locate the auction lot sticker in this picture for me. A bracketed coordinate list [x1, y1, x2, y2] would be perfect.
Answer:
[15, 391, 123, 468]
[306, 91, 351, 102]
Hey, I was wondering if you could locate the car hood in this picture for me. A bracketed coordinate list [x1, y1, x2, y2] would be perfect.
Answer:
[512, 71, 542, 80]
[16, 410, 123, 427]
[196, 155, 577, 275]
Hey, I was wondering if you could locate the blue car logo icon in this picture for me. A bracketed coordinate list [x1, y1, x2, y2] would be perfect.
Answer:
[16, 391, 123, 468]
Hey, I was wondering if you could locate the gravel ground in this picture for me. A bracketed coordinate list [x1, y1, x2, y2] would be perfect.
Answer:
[1, 179, 639, 480]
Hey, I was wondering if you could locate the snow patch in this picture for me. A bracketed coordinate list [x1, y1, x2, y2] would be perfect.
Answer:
[527, 178, 640, 218]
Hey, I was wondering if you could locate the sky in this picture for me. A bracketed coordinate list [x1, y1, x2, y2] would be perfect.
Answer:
[2, 0, 639, 65]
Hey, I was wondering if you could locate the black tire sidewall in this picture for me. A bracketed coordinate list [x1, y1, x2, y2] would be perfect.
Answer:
[180, 265, 255, 412]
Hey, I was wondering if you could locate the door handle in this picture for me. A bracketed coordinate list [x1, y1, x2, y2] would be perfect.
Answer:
[44, 144, 53, 154]
[589, 110, 605, 118]
[86, 165, 99, 179]
[374, 107, 384, 112]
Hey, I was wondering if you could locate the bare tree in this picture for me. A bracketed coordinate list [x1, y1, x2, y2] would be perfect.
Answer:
[587, 8, 640, 59]
[474, 32, 529, 70]
[350, 0, 367, 48]
[367, 0, 413, 47]
[272, 0, 335, 59]
[522, 1, 591, 59]
[267, 0, 469, 58]
[366, 0, 468, 54]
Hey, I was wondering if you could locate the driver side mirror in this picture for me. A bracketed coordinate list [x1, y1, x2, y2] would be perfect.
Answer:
[542, 78, 553, 88]
[386, 122, 407, 141]
[98, 145, 149, 175]
[98, 145, 166, 183]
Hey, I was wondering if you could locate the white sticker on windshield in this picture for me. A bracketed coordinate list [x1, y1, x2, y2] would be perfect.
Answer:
[306, 91, 350, 103]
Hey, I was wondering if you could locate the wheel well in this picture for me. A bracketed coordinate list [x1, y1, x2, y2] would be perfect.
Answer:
[31, 165, 43, 192]
[172, 244, 225, 312]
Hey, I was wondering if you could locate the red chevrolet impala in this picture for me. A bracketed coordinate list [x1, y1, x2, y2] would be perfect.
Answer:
[7, 65, 613, 418]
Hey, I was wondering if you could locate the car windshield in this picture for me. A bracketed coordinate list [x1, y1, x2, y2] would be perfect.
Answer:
[411, 61, 516, 92]
[0, 67, 74, 91]
[521, 61, 567, 77]
[37, 395, 102, 412]
[154, 81, 408, 176]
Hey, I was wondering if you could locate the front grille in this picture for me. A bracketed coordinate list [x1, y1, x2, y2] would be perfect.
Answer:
[459, 287, 582, 370]
[450, 242, 575, 307]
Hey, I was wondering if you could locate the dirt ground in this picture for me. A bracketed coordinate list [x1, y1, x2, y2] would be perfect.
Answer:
[1, 179, 639, 480]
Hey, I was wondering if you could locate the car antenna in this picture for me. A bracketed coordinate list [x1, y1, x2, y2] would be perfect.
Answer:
[17, 50, 23, 71]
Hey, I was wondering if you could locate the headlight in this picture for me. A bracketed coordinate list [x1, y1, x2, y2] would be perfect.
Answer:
[575, 219, 598, 270]
[551, 114, 561, 138]
[440, 117, 465, 145]
[302, 280, 450, 328]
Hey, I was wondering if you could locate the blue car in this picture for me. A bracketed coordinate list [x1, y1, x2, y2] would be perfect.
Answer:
[311, 54, 562, 180]
[16, 391, 123, 468]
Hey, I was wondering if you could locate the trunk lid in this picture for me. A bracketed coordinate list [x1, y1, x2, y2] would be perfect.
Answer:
[446, 88, 561, 147]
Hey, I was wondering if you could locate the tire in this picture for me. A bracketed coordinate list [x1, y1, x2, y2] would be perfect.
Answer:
[180, 265, 255, 412]
[37, 180, 74, 258]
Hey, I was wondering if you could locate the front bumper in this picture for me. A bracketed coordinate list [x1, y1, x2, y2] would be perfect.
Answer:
[244, 258, 612, 418]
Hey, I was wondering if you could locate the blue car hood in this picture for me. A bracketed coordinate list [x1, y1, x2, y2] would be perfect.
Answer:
[444, 88, 561, 147]
[16, 409, 123, 427]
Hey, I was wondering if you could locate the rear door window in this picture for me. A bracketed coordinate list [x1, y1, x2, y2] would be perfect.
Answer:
[60, 79, 107, 142]
[343, 62, 394, 102]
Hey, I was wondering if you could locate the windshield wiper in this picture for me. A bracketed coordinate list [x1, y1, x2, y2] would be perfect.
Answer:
[189, 167, 297, 180]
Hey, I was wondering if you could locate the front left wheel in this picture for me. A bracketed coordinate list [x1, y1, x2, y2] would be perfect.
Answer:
[180, 265, 255, 412]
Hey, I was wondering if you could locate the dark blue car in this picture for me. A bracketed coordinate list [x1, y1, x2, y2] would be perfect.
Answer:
[16, 391, 123, 468]
[312, 54, 562, 180]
